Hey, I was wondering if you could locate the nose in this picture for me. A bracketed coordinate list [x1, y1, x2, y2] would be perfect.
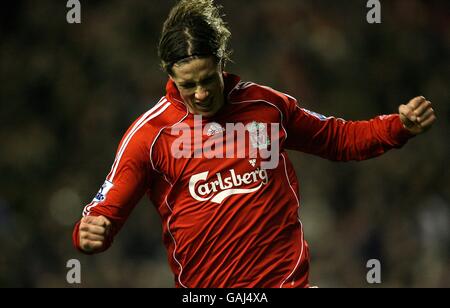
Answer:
[194, 87, 209, 101]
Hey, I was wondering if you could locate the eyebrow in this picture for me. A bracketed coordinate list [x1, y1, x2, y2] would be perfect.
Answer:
[179, 74, 215, 86]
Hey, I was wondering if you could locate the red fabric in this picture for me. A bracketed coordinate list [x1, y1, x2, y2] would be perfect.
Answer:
[73, 73, 414, 288]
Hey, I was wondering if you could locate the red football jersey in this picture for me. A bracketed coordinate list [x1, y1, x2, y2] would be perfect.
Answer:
[73, 73, 413, 288]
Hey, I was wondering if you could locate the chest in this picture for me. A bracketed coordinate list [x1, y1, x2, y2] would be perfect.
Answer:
[153, 102, 286, 184]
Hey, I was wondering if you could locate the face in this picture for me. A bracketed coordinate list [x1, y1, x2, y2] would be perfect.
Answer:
[170, 57, 225, 118]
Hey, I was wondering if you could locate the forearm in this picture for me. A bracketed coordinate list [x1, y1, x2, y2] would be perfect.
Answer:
[288, 114, 415, 162]
[323, 114, 414, 162]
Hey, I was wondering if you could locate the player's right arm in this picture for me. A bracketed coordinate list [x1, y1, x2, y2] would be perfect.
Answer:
[72, 111, 157, 254]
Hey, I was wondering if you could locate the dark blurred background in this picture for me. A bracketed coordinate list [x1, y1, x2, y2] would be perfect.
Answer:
[0, 0, 449, 287]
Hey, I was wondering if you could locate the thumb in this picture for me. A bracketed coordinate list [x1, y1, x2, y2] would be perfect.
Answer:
[81, 215, 96, 224]
[399, 104, 416, 122]
[97, 215, 112, 229]
[399, 104, 417, 129]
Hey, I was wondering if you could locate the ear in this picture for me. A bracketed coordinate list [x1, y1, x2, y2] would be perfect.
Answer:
[168, 66, 175, 80]
[218, 58, 225, 71]
[169, 72, 177, 82]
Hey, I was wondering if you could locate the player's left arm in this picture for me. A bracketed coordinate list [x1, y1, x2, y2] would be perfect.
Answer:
[283, 94, 437, 162]
[399, 96, 437, 135]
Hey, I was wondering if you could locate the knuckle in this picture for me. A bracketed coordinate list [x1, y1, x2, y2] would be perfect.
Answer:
[81, 216, 91, 223]
[80, 239, 91, 249]
[82, 224, 92, 232]
[94, 243, 103, 250]
[92, 241, 103, 249]
[97, 230, 106, 238]
[91, 234, 104, 241]
[101, 216, 111, 226]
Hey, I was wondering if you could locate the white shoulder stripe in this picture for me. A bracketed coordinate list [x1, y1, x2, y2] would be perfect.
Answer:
[82, 98, 171, 217]
[107, 97, 168, 179]
[238, 81, 257, 90]
[82, 201, 98, 217]
[108, 101, 171, 181]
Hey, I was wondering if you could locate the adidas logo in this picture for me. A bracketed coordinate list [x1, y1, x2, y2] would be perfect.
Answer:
[206, 122, 225, 137]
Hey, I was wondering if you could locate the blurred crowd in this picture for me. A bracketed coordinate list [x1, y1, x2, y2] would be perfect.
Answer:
[0, 0, 449, 287]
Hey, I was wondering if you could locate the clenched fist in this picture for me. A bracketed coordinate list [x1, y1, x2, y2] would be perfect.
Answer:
[79, 215, 112, 253]
[399, 96, 436, 135]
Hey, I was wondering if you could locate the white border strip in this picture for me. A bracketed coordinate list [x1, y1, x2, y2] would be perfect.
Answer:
[108, 101, 171, 181]
[279, 153, 304, 288]
[150, 108, 189, 288]
[107, 97, 167, 180]
[83, 98, 171, 216]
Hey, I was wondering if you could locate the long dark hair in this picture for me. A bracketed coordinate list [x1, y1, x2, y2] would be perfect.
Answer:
[158, 0, 232, 75]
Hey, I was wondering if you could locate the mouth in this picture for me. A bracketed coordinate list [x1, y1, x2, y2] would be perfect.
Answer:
[195, 100, 214, 111]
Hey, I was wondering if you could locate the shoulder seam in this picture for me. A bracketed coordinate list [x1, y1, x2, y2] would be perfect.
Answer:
[230, 99, 288, 142]
[150, 110, 190, 173]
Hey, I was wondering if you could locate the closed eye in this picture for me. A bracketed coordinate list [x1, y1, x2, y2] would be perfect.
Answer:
[180, 83, 195, 89]
[179, 75, 216, 89]
[201, 76, 215, 85]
